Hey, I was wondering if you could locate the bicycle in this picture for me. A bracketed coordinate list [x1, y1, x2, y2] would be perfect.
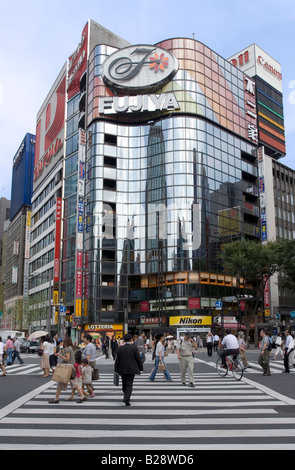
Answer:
[216, 354, 244, 381]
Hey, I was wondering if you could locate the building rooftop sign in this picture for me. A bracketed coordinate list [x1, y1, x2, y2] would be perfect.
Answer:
[102, 44, 178, 94]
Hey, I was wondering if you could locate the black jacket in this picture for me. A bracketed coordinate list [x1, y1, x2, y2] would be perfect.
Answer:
[115, 343, 143, 375]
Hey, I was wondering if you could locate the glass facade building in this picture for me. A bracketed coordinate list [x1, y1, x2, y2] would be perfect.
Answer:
[83, 38, 260, 330]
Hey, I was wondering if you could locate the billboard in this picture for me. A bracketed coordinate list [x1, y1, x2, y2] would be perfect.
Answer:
[33, 64, 67, 184]
[67, 22, 88, 100]
[89, 38, 258, 143]
[228, 44, 282, 93]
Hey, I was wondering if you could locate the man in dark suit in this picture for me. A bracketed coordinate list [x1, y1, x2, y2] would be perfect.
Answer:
[115, 333, 143, 406]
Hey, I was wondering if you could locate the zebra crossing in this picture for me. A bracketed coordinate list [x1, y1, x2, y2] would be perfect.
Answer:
[0, 371, 295, 449]
[4, 353, 294, 376]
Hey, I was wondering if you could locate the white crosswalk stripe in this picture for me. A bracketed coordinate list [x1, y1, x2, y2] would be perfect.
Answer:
[0, 373, 295, 449]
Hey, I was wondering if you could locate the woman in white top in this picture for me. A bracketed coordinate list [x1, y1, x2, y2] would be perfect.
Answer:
[149, 335, 172, 382]
[0, 337, 7, 376]
[40, 335, 52, 377]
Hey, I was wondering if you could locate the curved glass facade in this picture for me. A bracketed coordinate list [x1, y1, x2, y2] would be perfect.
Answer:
[84, 38, 259, 325]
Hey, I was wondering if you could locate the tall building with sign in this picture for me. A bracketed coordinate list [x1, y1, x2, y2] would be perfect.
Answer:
[2, 134, 35, 330]
[228, 45, 294, 324]
[28, 21, 292, 339]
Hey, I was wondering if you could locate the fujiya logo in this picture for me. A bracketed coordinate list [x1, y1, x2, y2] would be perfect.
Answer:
[102, 45, 178, 93]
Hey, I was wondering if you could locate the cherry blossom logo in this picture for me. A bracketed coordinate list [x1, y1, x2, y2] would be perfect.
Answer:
[149, 53, 169, 72]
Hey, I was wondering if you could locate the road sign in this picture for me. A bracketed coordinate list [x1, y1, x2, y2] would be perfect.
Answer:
[215, 300, 223, 309]
[59, 305, 66, 313]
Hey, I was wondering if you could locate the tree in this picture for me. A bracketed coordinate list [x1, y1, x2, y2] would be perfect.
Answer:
[221, 239, 295, 345]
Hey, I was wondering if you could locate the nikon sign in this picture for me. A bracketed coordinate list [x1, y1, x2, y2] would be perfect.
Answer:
[169, 316, 212, 326]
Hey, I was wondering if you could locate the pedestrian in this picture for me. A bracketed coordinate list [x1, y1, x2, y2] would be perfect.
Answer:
[110, 335, 119, 360]
[0, 337, 7, 377]
[102, 337, 110, 358]
[48, 335, 76, 404]
[82, 358, 95, 397]
[66, 350, 87, 403]
[50, 332, 59, 371]
[5, 336, 14, 365]
[40, 335, 51, 378]
[149, 334, 172, 382]
[258, 329, 271, 376]
[82, 334, 97, 369]
[176, 332, 198, 387]
[11, 337, 24, 365]
[273, 333, 283, 360]
[115, 333, 143, 406]
[136, 332, 146, 363]
[206, 331, 213, 356]
[213, 333, 220, 352]
[282, 330, 295, 373]
[238, 332, 250, 368]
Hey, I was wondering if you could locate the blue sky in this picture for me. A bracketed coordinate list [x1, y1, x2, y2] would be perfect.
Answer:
[0, 0, 294, 200]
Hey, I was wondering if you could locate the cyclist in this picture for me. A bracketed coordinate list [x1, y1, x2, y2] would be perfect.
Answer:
[219, 329, 240, 368]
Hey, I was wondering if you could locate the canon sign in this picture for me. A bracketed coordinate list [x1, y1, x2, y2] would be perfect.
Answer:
[257, 55, 282, 81]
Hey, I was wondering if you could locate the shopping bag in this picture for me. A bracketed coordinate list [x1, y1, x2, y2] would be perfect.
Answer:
[52, 363, 73, 384]
[158, 362, 166, 371]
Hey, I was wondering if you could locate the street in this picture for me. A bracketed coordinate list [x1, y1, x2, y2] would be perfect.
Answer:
[0, 348, 295, 451]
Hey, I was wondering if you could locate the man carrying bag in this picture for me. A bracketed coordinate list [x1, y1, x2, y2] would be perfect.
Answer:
[114, 333, 143, 406]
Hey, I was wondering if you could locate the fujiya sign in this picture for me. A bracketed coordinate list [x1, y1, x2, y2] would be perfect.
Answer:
[99, 92, 180, 115]
[102, 45, 178, 93]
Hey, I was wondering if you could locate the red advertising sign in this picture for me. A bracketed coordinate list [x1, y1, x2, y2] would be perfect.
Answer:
[188, 298, 200, 309]
[264, 277, 270, 309]
[140, 301, 149, 312]
[53, 198, 62, 283]
[76, 270, 83, 298]
[67, 22, 88, 99]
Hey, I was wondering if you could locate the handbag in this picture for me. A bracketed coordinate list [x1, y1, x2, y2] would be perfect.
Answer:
[92, 367, 99, 380]
[158, 362, 166, 371]
[113, 371, 119, 386]
[70, 365, 76, 380]
[52, 363, 73, 384]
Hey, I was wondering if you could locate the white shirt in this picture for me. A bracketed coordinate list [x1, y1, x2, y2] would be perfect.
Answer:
[0, 342, 4, 355]
[43, 341, 52, 354]
[156, 342, 164, 357]
[285, 335, 294, 353]
[222, 334, 239, 350]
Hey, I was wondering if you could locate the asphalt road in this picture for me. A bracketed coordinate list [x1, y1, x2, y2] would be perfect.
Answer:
[0, 348, 295, 452]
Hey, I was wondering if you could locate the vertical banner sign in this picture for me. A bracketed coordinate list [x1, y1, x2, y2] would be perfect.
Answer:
[53, 198, 62, 305]
[75, 129, 86, 318]
[23, 211, 31, 299]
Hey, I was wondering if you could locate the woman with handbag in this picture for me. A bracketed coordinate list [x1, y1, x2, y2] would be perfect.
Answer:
[49, 336, 75, 404]
[149, 335, 172, 382]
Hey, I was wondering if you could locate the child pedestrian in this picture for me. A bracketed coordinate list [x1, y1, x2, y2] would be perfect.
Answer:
[67, 350, 87, 403]
[82, 358, 95, 398]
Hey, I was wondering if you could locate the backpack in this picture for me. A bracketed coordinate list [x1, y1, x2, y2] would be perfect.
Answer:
[267, 338, 272, 352]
